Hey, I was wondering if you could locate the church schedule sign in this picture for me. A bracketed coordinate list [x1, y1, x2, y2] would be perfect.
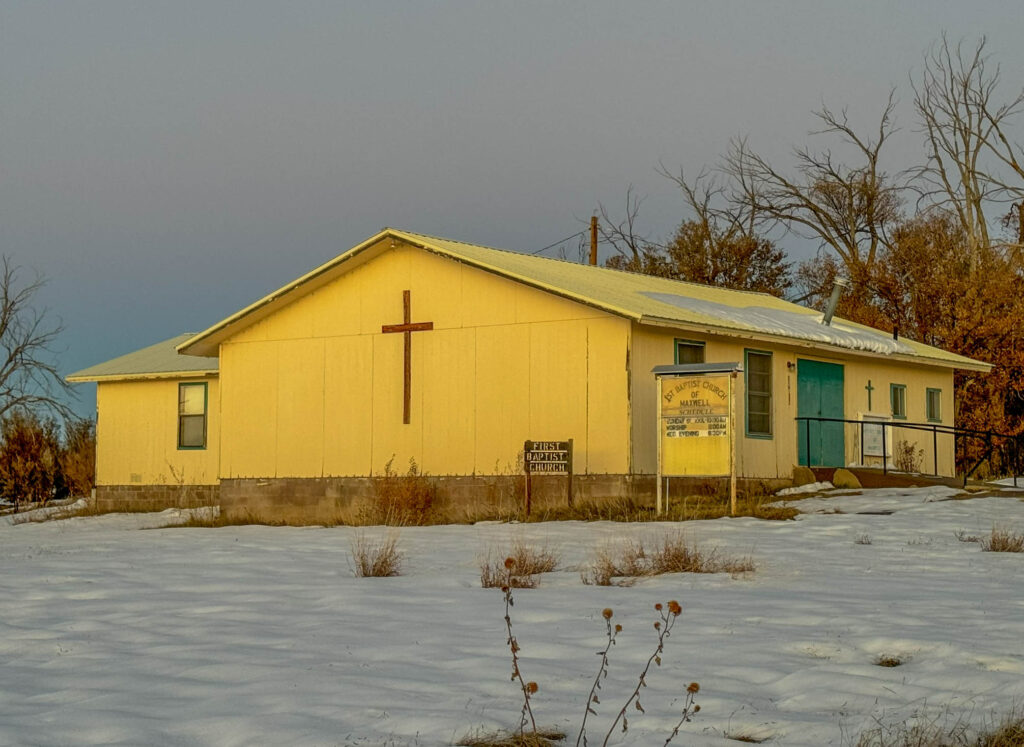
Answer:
[659, 374, 732, 477]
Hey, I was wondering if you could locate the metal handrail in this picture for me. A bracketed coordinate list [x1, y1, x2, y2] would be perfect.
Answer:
[794, 415, 1023, 486]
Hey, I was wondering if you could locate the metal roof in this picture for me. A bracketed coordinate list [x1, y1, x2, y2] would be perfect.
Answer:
[176, 228, 990, 372]
[67, 334, 218, 383]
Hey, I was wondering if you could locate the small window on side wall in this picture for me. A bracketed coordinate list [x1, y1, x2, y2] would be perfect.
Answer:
[178, 382, 207, 449]
[926, 388, 941, 422]
[745, 349, 772, 437]
[890, 383, 907, 420]
[675, 339, 705, 365]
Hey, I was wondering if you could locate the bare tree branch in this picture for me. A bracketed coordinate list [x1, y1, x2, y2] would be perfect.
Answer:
[911, 34, 1024, 260]
[719, 93, 903, 278]
[0, 256, 74, 422]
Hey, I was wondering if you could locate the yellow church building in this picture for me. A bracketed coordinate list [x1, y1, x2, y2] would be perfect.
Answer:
[69, 228, 989, 509]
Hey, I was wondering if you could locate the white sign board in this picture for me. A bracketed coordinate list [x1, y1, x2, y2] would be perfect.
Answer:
[860, 413, 892, 458]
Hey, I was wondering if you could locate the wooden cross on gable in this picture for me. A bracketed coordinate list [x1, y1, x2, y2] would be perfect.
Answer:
[381, 290, 433, 424]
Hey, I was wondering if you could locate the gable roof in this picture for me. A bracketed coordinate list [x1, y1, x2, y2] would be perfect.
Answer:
[67, 334, 218, 383]
[177, 228, 989, 372]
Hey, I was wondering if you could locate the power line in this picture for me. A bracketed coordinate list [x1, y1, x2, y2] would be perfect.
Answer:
[530, 230, 587, 255]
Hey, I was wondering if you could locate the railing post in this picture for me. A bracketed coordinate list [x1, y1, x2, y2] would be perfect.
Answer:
[1014, 435, 1020, 488]
[933, 425, 938, 477]
[860, 420, 864, 467]
[882, 423, 887, 475]
[805, 418, 811, 467]
[1015, 436, 1020, 488]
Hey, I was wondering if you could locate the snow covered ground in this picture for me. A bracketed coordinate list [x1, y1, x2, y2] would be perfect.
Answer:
[1, 487, 1022, 746]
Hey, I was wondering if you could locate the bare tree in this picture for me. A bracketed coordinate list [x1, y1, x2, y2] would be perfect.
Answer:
[599, 173, 791, 296]
[0, 256, 73, 421]
[595, 184, 658, 267]
[722, 94, 904, 280]
[912, 35, 1024, 260]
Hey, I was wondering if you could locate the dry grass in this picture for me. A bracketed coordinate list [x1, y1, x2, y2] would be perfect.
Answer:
[523, 490, 797, 524]
[582, 532, 754, 586]
[856, 707, 1024, 747]
[172, 487, 796, 529]
[178, 504, 349, 528]
[978, 714, 1024, 746]
[350, 533, 403, 577]
[362, 456, 437, 526]
[980, 527, 1024, 553]
[457, 728, 566, 747]
[875, 654, 905, 668]
[480, 542, 560, 588]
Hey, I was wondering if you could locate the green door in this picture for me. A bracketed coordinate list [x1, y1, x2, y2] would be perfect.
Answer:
[797, 359, 845, 467]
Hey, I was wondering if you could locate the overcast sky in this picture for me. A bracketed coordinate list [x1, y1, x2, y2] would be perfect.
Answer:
[1, 1, 1022, 417]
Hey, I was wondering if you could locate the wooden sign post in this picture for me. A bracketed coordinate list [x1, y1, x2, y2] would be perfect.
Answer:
[523, 439, 573, 517]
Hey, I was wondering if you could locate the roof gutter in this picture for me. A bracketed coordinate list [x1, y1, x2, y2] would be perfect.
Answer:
[67, 369, 219, 384]
[637, 315, 992, 373]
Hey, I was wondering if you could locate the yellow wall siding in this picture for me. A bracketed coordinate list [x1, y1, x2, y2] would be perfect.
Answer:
[474, 324, 531, 473]
[630, 323, 956, 478]
[322, 336, 373, 475]
[219, 342, 278, 478]
[95, 378, 219, 486]
[218, 240, 631, 478]
[276, 339, 326, 477]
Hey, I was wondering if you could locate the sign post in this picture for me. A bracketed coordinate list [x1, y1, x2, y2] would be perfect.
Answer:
[523, 439, 573, 517]
[652, 363, 742, 516]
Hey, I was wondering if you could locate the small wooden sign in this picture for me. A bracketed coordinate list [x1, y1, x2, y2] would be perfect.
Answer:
[523, 439, 574, 515]
[524, 440, 572, 473]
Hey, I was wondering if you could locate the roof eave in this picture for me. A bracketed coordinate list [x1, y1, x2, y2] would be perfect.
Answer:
[637, 315, 992, 372]
[67, 369, 219, 384]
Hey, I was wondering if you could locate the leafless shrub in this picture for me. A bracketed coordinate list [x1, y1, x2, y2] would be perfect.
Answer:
[480, 543, 559, 588]
[894, 440, 925, 473]
[350, 532, 403, 577]
[366, 456, 437, 526]
[955, 529, 981, 543]
[981, 526, 1024, 553]
[582, 533, 754, 586]
[855, 534, 873, 545]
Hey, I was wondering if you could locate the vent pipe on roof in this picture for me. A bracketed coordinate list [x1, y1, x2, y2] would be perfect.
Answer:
[821, 276, 850, 326]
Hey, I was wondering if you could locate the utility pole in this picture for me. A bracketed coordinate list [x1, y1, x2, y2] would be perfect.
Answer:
[589, 215, 598, 266]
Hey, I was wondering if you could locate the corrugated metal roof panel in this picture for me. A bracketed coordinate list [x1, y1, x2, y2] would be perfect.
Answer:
[67, 334, 218, 382]
[176, 227, 990, 372]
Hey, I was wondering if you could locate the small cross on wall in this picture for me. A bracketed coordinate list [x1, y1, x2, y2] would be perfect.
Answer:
[865, 379, 875, 411]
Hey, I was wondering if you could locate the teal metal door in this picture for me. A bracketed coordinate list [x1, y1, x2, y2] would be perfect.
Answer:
[797, 359, 845, 467]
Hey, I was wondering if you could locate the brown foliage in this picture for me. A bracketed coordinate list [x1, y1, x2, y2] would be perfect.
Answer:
[60, 418, 95, 497]
[606, 219, 792, 297]
[0, 410, 62, 509]
[797, 209, 1024, 471]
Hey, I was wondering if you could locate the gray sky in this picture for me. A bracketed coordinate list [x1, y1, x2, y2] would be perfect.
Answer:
[1, 1, 1022, 417]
